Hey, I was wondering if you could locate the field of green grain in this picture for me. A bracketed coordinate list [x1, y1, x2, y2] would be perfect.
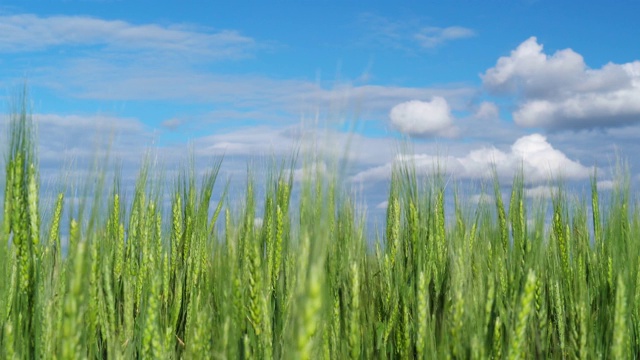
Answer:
[1, 95, 639, 359]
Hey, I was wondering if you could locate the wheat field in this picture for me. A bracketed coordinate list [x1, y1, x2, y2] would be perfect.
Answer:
[1, 94, 639, 359]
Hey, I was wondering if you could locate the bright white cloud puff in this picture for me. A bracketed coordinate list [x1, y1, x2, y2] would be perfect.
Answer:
[482, 37, 640, 130]
[352, 133, 591, 183]
[389, 97, 458, 137]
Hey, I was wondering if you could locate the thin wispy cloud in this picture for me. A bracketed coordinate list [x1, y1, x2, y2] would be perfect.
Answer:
[160, 117, 184, 131]
[358, 13, 475, 51]
[34, 113, 151, 161]
[414, 26, 475, 48]
[0, 14, 258, 60]
[33, 57, 477, 119]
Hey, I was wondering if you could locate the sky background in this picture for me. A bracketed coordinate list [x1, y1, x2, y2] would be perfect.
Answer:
[1, 1, 640, 222]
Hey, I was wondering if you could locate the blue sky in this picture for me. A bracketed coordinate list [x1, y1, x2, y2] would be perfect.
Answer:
[1, 1, 640, 216]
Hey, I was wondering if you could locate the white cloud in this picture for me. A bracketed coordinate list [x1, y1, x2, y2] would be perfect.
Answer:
[289, 161, 329, 183]
[507, 133, 591, 181]
[389, 97, 458, 137]
[483, 37, 586, 96]
[414, 26, 475, 48]
[0, 14, 257, 60]
[358, 13, 475, 51]
[469, 194, 494, 205]
[525, 185, 557, 199]
[512, 88, 640, 129]
[375, 200, 388, 210]
[31, 113, 158, 177]
[596, 179, 619, 190]
[351, 133, 591, 183]
[160, 118, 184, 131]
[193, 125, 301, 158]
[33, 57, 477, 114]
[474, 101, 500, 120]
[10, 112, 168, 194]
[482, 36, 640, 130]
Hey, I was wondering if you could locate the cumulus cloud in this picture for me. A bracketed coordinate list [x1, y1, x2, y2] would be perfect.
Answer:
[351, 133, 591, 183]
[482, 36, 640, 130]
[414, 26, 475, 48]
[0, 14, 256, 59]
[389, 97, 458, 137]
